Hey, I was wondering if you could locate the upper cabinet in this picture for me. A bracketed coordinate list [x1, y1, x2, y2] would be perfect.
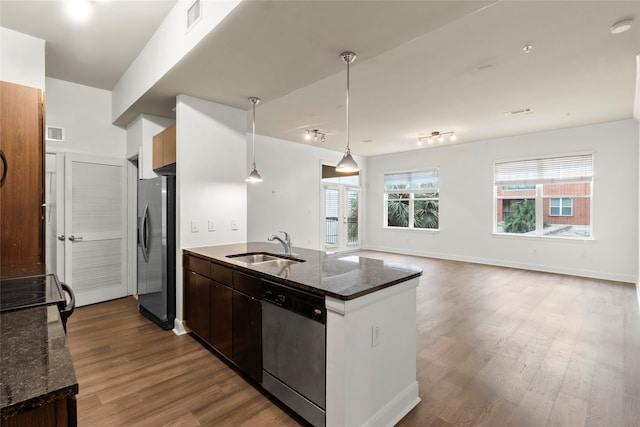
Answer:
[0, 81, 45, 274]
[153, 124, 176, 175]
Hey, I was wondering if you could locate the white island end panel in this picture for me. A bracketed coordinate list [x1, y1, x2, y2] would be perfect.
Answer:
[325, 277, 421, 427]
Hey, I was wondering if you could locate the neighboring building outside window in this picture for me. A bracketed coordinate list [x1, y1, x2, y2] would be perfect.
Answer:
[494, 154, 592, 239]
[549, 198, 573, 216]
[384, 169, 439, 230]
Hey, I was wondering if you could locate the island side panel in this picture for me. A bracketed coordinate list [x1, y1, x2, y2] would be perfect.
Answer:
[325, 277, 421, 427]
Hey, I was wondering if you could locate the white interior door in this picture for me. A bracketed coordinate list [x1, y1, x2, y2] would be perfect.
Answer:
[322, 185, 361, 252]
[64, 154, 127, 306]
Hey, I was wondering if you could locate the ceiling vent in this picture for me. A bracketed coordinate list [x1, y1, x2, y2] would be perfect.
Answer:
[46, 126, 65, 142]
[187, 0, 201, 31]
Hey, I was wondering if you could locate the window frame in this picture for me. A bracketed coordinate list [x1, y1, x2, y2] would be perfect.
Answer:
[493, 153, 593, 240]
[383, 168, 440, 231]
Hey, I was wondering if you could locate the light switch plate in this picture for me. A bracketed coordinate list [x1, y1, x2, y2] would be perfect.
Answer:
[208, 219, 216, 232]
[230, 220, 238, 231]
[191, 220, 200, 233]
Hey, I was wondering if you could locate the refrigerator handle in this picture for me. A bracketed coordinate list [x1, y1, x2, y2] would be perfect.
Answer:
[140, 204, 149, 262]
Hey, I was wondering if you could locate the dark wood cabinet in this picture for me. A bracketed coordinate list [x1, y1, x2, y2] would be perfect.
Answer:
[232, 271, 262, 382]
[232, 290, 262, 383]
[183, 270, 210, 342]
[210, 280, 232, 359]
[183, 255, 262, 382]
[0, 81, 45, 272]
[2, 397, 76, 427]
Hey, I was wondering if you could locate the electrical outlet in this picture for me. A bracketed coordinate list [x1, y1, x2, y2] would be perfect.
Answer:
[372, 325, 380, 348]
[208, 219, 216, 232]
[231, 220, 238, 231]
[191, 220, 200, 233]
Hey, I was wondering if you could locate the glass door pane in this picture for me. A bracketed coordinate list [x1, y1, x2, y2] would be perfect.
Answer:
[325, 188, 339, 247]
[346, 189, 359, 245]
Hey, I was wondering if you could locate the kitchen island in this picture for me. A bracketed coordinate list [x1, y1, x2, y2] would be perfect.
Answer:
[183, 242, 422, 427]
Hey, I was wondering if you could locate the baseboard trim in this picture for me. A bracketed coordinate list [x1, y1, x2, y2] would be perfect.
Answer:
[363, 381, 420, 427]
[364, 245, 635, 283]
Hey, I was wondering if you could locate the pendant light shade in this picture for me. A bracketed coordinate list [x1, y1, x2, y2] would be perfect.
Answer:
[246, 97, 263, 183]
[336, 51, 359, 173]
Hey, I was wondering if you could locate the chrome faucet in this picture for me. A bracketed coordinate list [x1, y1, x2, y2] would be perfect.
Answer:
[267, 231, 291, 256]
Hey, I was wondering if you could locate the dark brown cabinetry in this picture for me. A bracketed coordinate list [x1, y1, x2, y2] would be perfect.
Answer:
[232, 271, 262, 382]
[183, 270, 210, 342]
[0, 81, 45, 273]
[183, 254, 262, 382]
[210, 280, 232, 359]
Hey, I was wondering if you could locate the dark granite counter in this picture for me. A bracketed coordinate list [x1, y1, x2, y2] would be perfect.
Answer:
[184, 242, 422, 300]
[0, 305, 78, 419]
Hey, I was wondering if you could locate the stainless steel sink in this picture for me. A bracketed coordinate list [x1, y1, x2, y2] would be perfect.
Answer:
[226, 252, 305, 266]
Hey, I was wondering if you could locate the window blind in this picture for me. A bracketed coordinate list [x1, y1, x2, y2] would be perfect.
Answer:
[384, 169, 439, 191]
[494, 154, 592, 185]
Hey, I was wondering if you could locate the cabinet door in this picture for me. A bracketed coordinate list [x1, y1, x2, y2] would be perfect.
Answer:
[152, 132, 164, 170]
[163, 125, 176, 165]
[232, 291, 262, 383]
[210, 281, 232, 359]
[184, 271, 210, 342]
[0, 81, 45, 270]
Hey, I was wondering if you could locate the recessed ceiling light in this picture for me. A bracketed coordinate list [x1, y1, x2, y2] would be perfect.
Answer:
[610, 19, 632, 34]
[522, 45, 533, 53]
[66, 0, 91, 22]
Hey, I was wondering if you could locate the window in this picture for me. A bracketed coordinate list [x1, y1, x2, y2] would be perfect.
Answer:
[494, 154, 592, 238]
[384, 169, 439, 230]
[549, 198, 572, 216]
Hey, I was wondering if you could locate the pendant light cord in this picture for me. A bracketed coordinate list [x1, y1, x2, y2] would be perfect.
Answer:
[252, 100, 256, 165]
[346, 56, 350, 152]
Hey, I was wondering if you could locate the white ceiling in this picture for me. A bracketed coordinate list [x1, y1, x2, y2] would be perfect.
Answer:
[2, 1, 640, 158]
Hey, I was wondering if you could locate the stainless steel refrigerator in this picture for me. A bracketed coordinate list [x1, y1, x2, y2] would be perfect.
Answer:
[137, 176, 176, 330]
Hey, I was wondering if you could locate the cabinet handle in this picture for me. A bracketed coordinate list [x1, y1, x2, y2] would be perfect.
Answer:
[0, 149, 7, 188]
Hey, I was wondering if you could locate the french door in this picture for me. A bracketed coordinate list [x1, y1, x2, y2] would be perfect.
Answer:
[322, 185, 361, 252]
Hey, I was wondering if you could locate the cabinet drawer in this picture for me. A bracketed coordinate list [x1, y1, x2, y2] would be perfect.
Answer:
[211, 263, 232, 287]
[233, 271, 262, 298]
[184, 254, 210, 277]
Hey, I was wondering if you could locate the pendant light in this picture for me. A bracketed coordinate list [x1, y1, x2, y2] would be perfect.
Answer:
[246, 97, 263, 183]
[336, 51, 359, 173]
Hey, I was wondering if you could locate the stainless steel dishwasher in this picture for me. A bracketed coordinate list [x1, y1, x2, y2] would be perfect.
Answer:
[262, 280, 326, 427]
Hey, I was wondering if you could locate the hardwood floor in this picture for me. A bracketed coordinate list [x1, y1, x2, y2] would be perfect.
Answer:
[66, 252, 640, 426]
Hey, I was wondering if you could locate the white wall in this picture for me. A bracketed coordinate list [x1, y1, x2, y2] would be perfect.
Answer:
[246, 134, 366, 250]
[366, 119, 639, 283]
[45, 78, 126, 157]
[175, 94, 247, 324]
[126, 113, 175, 177]
[112, 0, 241, 123]
[0, 27, 45, 90]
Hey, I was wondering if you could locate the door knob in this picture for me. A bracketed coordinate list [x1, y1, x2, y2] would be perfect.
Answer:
[57, 235, 65, 241]
[68, 235, 83, 241]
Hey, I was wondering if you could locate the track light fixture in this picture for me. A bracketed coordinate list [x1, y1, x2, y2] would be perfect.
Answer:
[305, 129, 327, 143]
[418, 131, 457, 145]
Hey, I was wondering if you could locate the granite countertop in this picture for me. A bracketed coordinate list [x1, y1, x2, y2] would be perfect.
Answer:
[184, 242, 422, 300]
[0, 305, 78, 419]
